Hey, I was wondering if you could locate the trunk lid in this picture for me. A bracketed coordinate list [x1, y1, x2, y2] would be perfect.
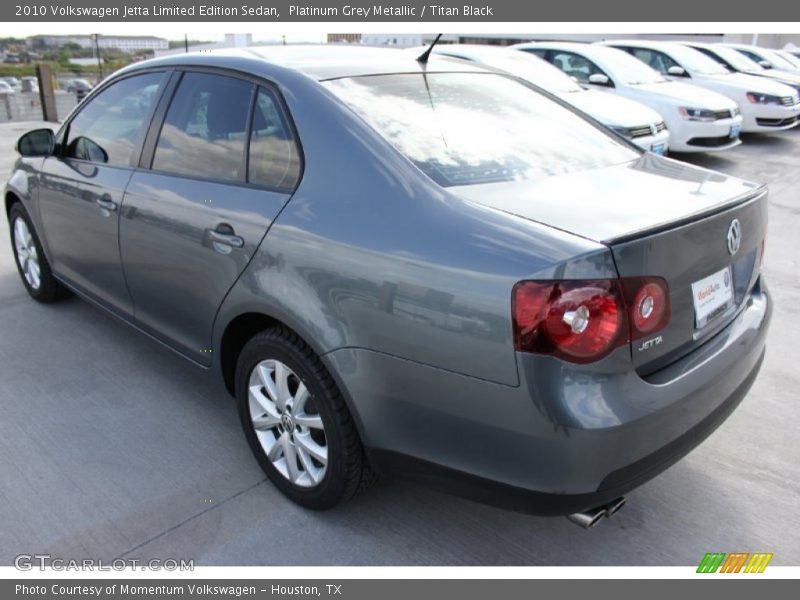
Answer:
[612, 191, 766, 372]
[452, 154, 763, 244]
[453, 154, 768, 371]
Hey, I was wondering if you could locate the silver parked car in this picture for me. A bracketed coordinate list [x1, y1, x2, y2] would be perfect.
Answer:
[5, 46, 771, 526]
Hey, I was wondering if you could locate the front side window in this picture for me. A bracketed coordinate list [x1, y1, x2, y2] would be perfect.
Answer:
[153, 72, 253, 181]
[325, 72, 638, 187]
[549, 51, 607, 84]
[62, 72, 165, 167]
[247, 87, 302, 191]
[702, 46, 762, 73]
[629, 48, 682, 75]
[659, 45, 731, 75]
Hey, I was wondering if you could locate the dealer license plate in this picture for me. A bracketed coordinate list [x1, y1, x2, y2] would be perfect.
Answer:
[691, 266, 734, 328]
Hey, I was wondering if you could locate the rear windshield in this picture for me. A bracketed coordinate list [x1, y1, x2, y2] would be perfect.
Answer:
[324, 72, 638, 187]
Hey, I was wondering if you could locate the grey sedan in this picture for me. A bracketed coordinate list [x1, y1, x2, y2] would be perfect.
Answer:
[4, 46, 771, 527]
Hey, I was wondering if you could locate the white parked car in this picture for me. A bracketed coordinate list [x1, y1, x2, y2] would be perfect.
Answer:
[723, 43, 800, 74]
[514, 42, 743, 152]
[409, 44, 670, 154]
[602, 40, 800, 132]
[682, 42, 800, 93]
[776, 50, 800, 70]
[0, 81, 15, 95]
[1, 76, 20, 90]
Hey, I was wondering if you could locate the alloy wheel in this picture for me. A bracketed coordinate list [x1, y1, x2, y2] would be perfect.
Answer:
[13, 217, 41, 290]
[248, 359, 328, 487]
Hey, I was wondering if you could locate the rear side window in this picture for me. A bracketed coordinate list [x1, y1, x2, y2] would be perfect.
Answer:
[325, 72, 637, 187]
[247, 87, 301, 191]
[153, 72, 253, 181]
[63, 72, 164, 167]
[520, 48, 547, 59]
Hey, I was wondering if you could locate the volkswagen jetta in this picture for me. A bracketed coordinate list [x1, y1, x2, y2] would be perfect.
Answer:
[5, 46, 771, 525]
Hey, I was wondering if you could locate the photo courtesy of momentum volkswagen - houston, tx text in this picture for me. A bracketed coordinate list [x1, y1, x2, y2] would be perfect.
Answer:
[6, 43, 775, 526]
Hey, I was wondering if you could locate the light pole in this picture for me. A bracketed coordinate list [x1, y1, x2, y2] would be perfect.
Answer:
[94, 33, 103, 79]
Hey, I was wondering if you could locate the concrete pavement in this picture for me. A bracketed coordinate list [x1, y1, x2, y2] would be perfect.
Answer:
[1, 120, 798, 566]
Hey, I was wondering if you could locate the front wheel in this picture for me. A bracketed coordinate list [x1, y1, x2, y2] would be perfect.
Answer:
[9, 203, 69, 303]
[235, 326, 374, 509]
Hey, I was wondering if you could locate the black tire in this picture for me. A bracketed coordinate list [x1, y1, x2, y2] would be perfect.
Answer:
[8, 202, 70, 303]
[235, 326, 374, 509]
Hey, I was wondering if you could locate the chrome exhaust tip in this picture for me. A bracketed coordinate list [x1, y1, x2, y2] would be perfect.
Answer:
[566, 496, 626, 529]
[566, 506, 606, 529]
[603, 496, 626, 518]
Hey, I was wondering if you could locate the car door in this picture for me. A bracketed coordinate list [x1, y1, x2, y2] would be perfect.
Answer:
[120, 71, 302, 365]
[37, 71, 168, 316]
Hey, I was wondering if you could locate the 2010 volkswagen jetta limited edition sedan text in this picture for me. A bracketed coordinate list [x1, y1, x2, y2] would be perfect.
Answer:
[4, 46, 771, 527]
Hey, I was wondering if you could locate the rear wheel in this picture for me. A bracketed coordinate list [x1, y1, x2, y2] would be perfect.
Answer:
[9, 203, 69, 303]
[235, 326, 374, 509]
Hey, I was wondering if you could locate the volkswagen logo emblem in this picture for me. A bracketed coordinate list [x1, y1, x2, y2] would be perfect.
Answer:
[650, 123, 657, 135]
[281, 413, 295, 433]
[727, 219, 742, 255]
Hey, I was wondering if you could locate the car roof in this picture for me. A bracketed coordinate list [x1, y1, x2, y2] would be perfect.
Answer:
[723, 43, 758, 50]
[514, 41, 635, 61]
[680, 41, 715, 49]
[601, 40, 681, 51]
[131, 44, 491, 81]
[513, 41, 591, 51]
[428, 43, 520, 58]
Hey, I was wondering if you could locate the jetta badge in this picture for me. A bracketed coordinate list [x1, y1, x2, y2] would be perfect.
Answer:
[727, 219, 742, 255]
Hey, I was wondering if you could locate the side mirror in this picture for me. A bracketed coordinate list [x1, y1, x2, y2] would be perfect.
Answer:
[759, 60, 773, 69]
[16, 128, 55, 157]
[588, 73, 611, 86]
[667, 65, 687, 77]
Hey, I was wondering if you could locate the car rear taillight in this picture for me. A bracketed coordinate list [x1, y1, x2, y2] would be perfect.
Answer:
[619, 277, 670, 341]
[512, 277, 671, 364]
[512, 280, 627, 363]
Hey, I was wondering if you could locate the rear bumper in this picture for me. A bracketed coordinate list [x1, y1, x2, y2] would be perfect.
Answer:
[371, 352, 763, 515]
[326, 281, 771, 515]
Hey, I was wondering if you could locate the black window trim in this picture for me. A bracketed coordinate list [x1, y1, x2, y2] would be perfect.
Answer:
[137, 65, 305, 196]
[54, 67, 172, 170]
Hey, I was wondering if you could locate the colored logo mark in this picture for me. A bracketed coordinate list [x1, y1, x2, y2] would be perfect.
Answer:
[697, 552, 773, 573]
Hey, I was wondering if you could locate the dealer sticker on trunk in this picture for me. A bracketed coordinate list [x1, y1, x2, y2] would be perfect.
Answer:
[691, 266, 734, 328]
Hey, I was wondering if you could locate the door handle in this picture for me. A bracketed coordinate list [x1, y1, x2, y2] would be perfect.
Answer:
[95, 196, 117, 212]
[209, 228, 244, 249]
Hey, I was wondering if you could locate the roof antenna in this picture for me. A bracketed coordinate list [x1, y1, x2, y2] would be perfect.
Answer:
[417, 33, 443, 64]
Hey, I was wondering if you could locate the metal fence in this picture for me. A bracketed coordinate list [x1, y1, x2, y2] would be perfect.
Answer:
[0, 91, 79, 123]
[0, 69, 101, 123]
